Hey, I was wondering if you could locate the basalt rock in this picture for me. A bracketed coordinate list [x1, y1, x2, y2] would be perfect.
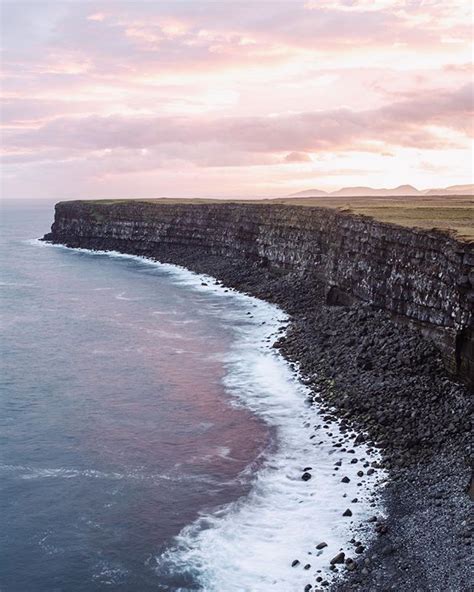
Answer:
[43, 200, 473, 386]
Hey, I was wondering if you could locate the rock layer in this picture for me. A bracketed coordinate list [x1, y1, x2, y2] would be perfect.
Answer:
[44, 200, 473, 385]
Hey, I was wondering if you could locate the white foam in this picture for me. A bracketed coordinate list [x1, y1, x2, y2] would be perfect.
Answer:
[153, 288, 385, 591]
[0, 463, 218, 485]
[0, 463, 126, 481]
[115, 291, 146, 301]
[37, 532, 63, 556]
[35, 239, 386, 590]
[92, 560, 129, 585]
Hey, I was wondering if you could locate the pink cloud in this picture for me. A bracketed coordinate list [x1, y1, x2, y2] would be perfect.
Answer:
[87, 13, 106, 22]
[5, 83, 471, 169]
[284, 152, 313, 163]
[1, 1, 472, 197]
[3, 0, 469, 86]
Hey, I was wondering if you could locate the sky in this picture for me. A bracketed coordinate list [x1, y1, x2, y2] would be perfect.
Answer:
[1, 0, 473, 199]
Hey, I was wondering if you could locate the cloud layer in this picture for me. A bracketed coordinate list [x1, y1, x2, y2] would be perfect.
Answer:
[1, 0, 472, 198]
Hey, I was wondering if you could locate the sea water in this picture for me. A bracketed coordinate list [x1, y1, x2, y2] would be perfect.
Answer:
[0, 200, 383, 591]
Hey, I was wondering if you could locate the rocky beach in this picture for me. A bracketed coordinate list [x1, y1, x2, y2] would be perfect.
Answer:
[43, 200, 473, 591]
[6, 1, 473, 589]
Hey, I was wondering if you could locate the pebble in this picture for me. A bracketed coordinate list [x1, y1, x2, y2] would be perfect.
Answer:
[346, 561, 356, 571]
[316, 542, 328, 549]
[330, 552, 345, 564]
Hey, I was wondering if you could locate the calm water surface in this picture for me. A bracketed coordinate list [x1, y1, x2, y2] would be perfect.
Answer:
[0, 200, 382, 592]
[0, 200, 271, 591]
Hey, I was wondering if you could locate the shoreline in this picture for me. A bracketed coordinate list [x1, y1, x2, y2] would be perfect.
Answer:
[37, 239, 385, 590]
[41, 237, 472, 591]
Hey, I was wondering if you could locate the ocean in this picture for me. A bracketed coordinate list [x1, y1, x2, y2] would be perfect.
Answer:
[0, 200, 381, 592]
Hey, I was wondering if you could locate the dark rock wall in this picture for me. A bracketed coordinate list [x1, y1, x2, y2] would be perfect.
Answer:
[45, 200, 474, 384]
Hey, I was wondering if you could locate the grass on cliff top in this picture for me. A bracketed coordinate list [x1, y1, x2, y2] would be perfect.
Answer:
[280, 196, 474, 242]
[84, 195, 474, 242]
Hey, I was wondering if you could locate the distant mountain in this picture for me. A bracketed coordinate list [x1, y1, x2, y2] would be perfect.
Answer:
[290, 188, 329, 197]
[331, 184, 419, 197]
[289, 184, 473, 197]
[424, 184, 474, 196]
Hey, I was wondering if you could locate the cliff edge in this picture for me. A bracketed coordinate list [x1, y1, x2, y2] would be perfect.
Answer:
[44, 200, 473, 386]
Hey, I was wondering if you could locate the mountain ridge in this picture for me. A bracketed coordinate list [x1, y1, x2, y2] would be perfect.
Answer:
[290, 184, 474, 198]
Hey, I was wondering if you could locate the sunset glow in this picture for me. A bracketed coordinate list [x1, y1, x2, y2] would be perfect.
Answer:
[1, 0, 472, 199]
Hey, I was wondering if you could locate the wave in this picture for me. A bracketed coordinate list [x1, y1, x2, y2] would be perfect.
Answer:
[0, 281, 37, 287]
[154, 283, 385, 591]
[0, 463, 219, 486]
[35, 239, 386, 591]
[115, 291, 142, 301]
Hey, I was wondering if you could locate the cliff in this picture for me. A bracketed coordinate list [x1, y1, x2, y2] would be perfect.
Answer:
[44, 200, 474, 385]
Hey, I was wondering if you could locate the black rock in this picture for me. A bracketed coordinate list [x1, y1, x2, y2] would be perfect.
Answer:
[346, 561, 357, 571]
[302, 472, 312, 481]
[343, 508, 353, 517]
[292, 559, 300, 567]
[330, 552, 345, 564]
[368, 516, 378, 522]
[316, 542, 328, 549]
[341, 476, 350, 483]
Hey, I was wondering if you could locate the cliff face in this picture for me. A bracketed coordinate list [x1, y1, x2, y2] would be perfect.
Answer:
[44, 200, 474, 385]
